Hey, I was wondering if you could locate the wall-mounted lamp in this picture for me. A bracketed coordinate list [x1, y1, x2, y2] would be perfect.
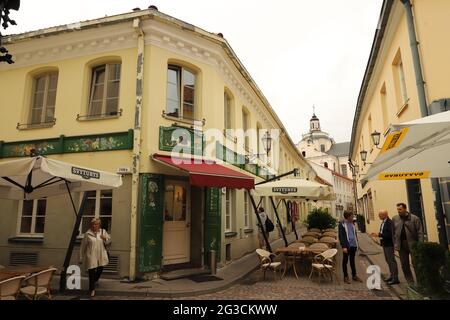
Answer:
[371, 130, 382, 149]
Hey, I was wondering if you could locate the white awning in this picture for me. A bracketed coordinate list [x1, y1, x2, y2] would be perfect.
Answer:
[363, 110, 450, 182]
[251, 178, 334, 200]
[0, 156, 122, 200]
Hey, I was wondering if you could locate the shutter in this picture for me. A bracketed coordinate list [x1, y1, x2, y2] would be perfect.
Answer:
[138, 174, 164, 273]
[204, 187, 221, 265]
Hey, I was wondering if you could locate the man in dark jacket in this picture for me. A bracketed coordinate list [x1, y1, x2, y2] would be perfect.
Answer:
[371, 210, 399, 285]
[339, 211, 363, 284]
[392, 203, 424, 284]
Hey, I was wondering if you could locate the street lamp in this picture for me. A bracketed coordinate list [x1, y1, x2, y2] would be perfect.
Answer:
[360, 150, 373, 165]
[261, 131, 272, 156]
[371, 130, 382, 149]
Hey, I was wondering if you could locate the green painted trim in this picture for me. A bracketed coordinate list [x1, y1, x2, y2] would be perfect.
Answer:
[0, 130, 134, 158]
[159, 125, 204, 156]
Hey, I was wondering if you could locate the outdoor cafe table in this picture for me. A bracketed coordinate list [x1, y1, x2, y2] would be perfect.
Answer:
[274, 247, 328, 279]
[0, 266, 50, 281]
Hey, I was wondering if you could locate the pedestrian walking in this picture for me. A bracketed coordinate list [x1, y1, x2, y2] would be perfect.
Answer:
[79, 218, 111, 297]
[392, 203, 424, 284]
[257, 207, 268, 249]
[371, 210, 399, 285]
[338, 211, 363, 284]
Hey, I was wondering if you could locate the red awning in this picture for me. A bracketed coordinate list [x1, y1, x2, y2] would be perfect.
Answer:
[152, 154, 255, 190]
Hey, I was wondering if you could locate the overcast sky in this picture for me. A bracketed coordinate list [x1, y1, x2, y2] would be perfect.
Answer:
[6, 0, 383, 143]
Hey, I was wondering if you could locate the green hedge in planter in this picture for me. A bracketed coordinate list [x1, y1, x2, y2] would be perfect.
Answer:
[411, 242, 446, 296]
[441, 250, 450, 295]
[306, 208, 336, 230]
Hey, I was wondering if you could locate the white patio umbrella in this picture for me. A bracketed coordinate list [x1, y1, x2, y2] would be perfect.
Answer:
[0, 155, 123, 291]
[0, 156, 122, 200]
[251, 178, 334, 200]
[363, 110, 450, 182]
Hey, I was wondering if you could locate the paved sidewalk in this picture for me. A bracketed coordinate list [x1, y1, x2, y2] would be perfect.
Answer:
[53, 229, 303, 299]
[357, 232, 411, 300]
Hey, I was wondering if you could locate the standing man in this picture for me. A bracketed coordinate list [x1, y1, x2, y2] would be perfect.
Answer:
[339, 211, 363, 284]
[392, 203, 424, 284]
[257, 207, 268, 249]
[371, 210, 399, 285]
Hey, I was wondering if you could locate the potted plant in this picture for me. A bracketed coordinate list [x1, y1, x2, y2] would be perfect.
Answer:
[306, 207, 336, 230]
[410, 242, 447, 299]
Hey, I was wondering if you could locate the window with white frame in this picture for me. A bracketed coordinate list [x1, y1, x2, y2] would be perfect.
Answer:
[89, 63, 121, 117]
[244, 192, 250, 228]
[30, 72, 58, 125]
[166, 65, 196, 120]
[79, 190, 113, 234]
[225, 189, 233, 232]
[17, 198, 47, 236]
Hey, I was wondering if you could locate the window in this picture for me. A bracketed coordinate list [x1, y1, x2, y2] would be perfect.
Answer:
[89, 63, 121, 117]
[324, 162, 328, 168]
[242, 108, 250, 151]
[320, 144, 325, 152]
[341, 165, 348, 177]
[17, 198, 46, 236]
[302, 151, 306, 157]
[225, 189, 233, 232]
[380, 83, 389, 129]
[244, 192, 250, 228]
[166, 65, 196, 120]
[30, 73, 58, 124]
[80, 190, 113, 234]
[368, 115, 373, 148]
[164, 184, 187, 222]
[392, 50, 408, 110]
[224, 91, 233, 129]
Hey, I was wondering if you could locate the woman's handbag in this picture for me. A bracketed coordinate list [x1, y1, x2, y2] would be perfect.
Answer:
[102, 229, 111, 260]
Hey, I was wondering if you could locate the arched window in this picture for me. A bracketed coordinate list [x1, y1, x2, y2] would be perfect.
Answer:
[89, 62, 121, 117]
[30, 72, 58, 124]
[166, 65, 196, 120]
[302, 151, 306, 157]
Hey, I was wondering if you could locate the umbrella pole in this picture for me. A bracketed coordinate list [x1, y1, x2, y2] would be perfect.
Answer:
[284, 199, 299, 240]
[247, 190, 272, 253]
[59, 191, 88, 292]
[269, 196, 288, 247]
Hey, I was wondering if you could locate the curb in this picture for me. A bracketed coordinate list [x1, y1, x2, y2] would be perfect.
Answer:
[358, 234, 407, 300]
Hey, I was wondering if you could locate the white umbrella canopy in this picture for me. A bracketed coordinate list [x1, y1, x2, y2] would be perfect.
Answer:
[0, 156, 123, 200]
[251, 178, 334, 200]
[363, 110, 450, 182]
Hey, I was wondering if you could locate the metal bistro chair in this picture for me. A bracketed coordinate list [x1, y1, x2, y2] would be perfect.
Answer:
[256, 249, 282, 281]
[20, 268, 57, 300]
[309, 249, 339, 284]
[0, 276, 26, 300]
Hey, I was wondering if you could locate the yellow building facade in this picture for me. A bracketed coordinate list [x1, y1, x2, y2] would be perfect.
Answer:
[0, 8, 317, 279]
[350, 0, 450, 247]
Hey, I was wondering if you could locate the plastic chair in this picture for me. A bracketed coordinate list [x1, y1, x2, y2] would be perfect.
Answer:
[0, 276, 26, 300]
[309, 249, 339, 284]
[256, 249, 281, 281]
[20, 268, 57, 300]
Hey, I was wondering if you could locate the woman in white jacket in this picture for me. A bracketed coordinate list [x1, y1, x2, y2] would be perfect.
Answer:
[79, 218, 111, 297]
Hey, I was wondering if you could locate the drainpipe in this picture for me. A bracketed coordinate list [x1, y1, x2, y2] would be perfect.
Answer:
[401, 0, 448, 246]
[129, 17, 145, 281]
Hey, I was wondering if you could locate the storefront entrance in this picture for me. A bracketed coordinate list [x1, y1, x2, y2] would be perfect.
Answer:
[162, 180, 191, 265]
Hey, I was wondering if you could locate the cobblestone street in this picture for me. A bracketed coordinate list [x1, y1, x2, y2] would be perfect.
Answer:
[91, 249, 397, 300]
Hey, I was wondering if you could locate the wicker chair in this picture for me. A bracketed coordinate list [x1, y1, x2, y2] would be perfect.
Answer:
[0, 276, 26, 300]
[300, 236, 318, 245]
[323, 228, 337, 233]
[322, 232, 337, 238]
[20, 268, 57, 300]
[256, 249, 282, 281]
[302, 231, 320, 238]
[308, 228, 321, 233]
[309, 249, 339, 284]
[308, 243, 330, 251]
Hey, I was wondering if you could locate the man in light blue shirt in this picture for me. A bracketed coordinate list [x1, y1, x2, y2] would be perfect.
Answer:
[338, 211, 363, 284]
